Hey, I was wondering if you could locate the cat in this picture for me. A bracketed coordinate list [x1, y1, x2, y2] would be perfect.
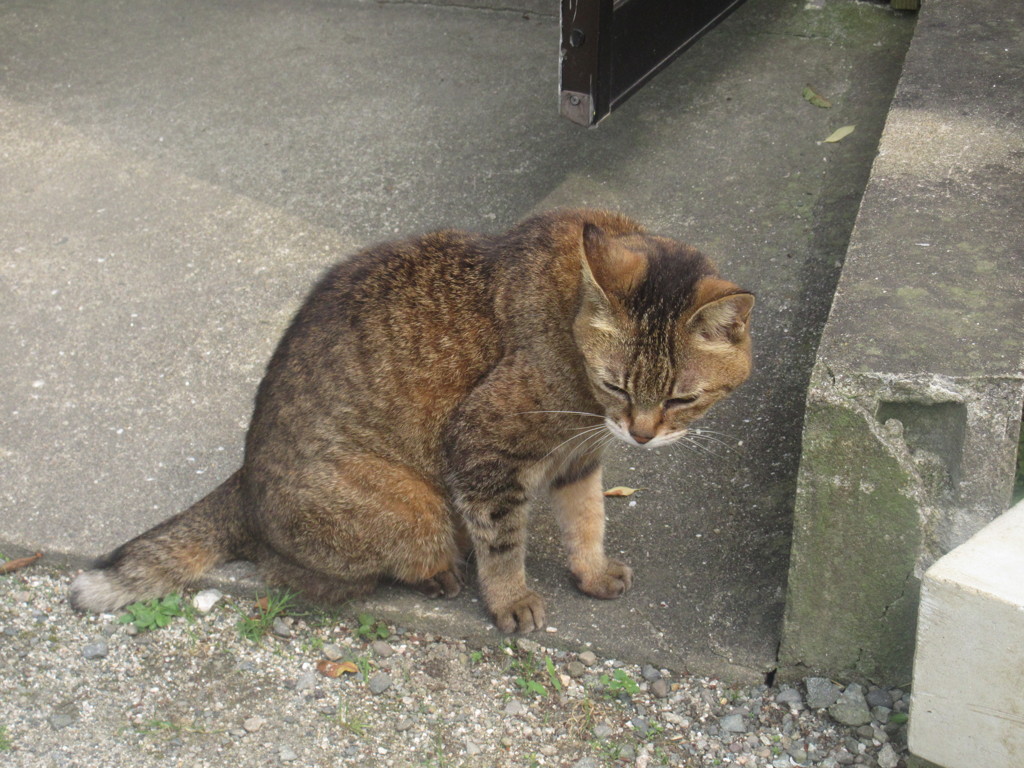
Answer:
[70, 209, 753, 633]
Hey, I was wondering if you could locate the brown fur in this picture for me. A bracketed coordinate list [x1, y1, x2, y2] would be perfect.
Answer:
[70, 209, 753, 633]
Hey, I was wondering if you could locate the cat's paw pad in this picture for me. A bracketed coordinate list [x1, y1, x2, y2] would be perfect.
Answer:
[492, 590, 546, 634]
[575, 559, 633, 599]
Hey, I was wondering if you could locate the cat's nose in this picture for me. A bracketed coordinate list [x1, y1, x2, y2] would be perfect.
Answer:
[630, 430, 654, 444]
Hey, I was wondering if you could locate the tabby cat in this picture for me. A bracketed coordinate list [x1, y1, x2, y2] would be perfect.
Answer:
[70, 209, 753, 633]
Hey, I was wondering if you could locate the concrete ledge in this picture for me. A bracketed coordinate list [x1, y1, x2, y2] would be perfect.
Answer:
[779, 0, 1024, 683]
[909, 498, 1024, 768]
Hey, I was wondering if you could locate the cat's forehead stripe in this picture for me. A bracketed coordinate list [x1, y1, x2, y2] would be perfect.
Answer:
[624, 242, 715, 323]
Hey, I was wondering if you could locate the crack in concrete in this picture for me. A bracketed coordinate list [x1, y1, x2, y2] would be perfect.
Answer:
[880, 569, 914, 621]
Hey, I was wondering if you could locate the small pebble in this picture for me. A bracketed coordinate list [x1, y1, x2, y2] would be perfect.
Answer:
[82, 641, 108, 660]
[504, 699, 527, 716]
[829, 683, 872, 727]
[566, 660, 586, 678]
[720, 713, 746, 733]
[193, 588, 223, 614]
[371, 639, 394, 658]
[630, 716, 649, 736]
[322, 643, 344, 661]
[788, 747, 808, 763]
[872, 705, 892, 723]
[578, 650, 598, 667]
[243, 716, 265, 733]
[865, 687, 894, 710]
[651, 678, 670, 698]
[368, 671, 392, 694]
[877, 742, 900, 768]
[805, 677, 842, 709]
[641, 664, 661, 682]
[279, 745, 298, 762]
[49, 713, 75, 731]
[272, 617, 292, 638]
[776, 687, 804, 707]
[517, 638, 541, 655]
[294, 671, 317, 692]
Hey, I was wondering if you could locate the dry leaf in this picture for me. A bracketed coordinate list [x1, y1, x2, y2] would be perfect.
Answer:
[823, 125, 855, 143]
[317, 659, 359, 678]
[802, 85, 832, 108]
[603, 486, 640, 497]
[254, 596, 270, 612]
[0, 552, 42, 575]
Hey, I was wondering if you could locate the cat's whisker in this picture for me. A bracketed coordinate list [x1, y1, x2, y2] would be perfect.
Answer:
[575, 425, 614, 456]
[596, 433, 618, 456]
[562, 426, 612, 464]
[673, 435, 725, 459]
[547, 424, 613, 477]
[686, 431, 739, 455]
[516, 410, 606, 420]
[537, 425, 607, 466]
[689, 428, 742, 445]
[570, 422, 605, 433]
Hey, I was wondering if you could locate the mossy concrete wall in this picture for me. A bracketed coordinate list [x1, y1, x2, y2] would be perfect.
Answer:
[782, 371, 1022, 683]
[779, 0, 1024, 684]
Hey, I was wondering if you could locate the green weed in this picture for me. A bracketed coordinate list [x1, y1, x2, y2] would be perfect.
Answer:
[0, 724, 12, 751]
[118, 593, 193, 631]
[545, 655, 563, 692]
[354, 612, 389, 642]
[598, 669, 640, 699]
[329, 701, 370, 736]
[233, 591, 295, 643]
[507, 648, 565, 698]
[355, 654, 374, 682]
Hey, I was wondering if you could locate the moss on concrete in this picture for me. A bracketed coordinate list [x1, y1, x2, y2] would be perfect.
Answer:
[780, 397, 921, 683]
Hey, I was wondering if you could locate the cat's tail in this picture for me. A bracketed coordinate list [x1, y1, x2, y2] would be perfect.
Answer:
[69, 469, 252, 613]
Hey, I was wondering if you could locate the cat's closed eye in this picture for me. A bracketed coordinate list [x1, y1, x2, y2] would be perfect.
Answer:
[601, 381, 630, 400]
[665, 394, 700, 408]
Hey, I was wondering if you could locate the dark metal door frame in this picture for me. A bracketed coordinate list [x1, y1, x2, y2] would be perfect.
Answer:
[560, 0, 750, 126]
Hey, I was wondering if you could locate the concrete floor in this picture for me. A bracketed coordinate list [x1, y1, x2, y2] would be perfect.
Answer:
[0, 0, 915, 680]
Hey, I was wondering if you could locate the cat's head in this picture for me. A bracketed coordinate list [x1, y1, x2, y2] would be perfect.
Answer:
[572, 223, 753, 449]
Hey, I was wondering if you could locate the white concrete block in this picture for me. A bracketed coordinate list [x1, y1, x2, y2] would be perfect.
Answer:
[909, 498, 1024, 768]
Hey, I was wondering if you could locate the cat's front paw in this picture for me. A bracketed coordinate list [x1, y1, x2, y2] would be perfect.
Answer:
[574, 558, 634, 599]
[492, 590, 546, 633]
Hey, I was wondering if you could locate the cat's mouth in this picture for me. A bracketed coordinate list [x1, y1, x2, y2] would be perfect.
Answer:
[605, 418, 684, 449]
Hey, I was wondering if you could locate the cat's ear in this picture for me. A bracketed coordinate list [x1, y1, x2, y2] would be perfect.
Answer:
[687, 279, 754, 345]
[580, 223, 646, 299]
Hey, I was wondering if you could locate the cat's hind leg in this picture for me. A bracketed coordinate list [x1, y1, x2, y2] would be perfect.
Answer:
[259, 455, 463, 601]
[256, 548, 378, 604]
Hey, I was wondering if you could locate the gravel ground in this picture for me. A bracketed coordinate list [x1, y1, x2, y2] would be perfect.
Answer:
[0, 566, 911, 768]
